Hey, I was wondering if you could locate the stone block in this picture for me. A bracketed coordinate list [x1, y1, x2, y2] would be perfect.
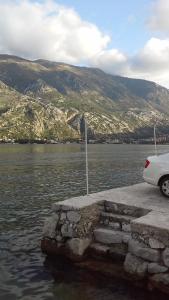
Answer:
[148, 263, 168, 274]
[100, 212, 134, 224]
[150, 273, 169, 291]
[67, 211, 81, 223]
[60, 213, 67, 221]
[122, 223, 131, 232]
[89, 243, 110, 254]
[103, 219, 109, 225]
[42, 214, 59, 239]
[62, 205, 77, 211]
[67, 238, 91, 256]
[149, 238, 165, 249]
[94, 228, 123, 244]
[56, 235, 63, 242]
[109, 222, 121, 230]
[124, 253, 148, 278]
[162, 248, 169, 267]
[131, 211, 169, 247]
[128, 239, 160, 262]
[109, 243, 128, 259]
[61, 224, 74, 238]
[122, 233, 131, 244]
[104, 202, 148, 218]
[123, 207, 149, 218]
[105, 202, 119, 213]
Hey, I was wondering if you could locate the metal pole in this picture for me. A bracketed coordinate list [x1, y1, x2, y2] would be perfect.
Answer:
[85, 118, 89, 195]
[154, 124, 157, 156]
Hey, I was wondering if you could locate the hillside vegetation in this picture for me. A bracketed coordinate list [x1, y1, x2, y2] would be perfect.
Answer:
[0, 54, 169, 141]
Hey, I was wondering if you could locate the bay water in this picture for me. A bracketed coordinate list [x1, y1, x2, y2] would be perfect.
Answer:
[0, 144, 169, 300]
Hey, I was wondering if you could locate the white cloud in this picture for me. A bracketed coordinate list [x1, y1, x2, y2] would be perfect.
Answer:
[0, 0, 110, 64]
[131, 38, 169, 73]
[89, 37, 169, 88]
[127, 38, 169, 86]
[0, 0, 169, 88]
[148, 0, 169, 33]
[90, 49, 129, 75]
[0, 0, 130, 80]
[92, 37, 169, 88]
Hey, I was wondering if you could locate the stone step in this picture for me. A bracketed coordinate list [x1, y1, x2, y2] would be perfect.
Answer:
[89, 243, 110, 254]
[100, 211, 135, 226]
[100, 212, 135, 232]
[89, 242, 127, 262]
[104, 202, 150, 218]
[87, 243, 110, 262]
[94, 227, 131, 245]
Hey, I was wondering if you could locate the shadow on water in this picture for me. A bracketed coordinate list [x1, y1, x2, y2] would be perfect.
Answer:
[44, 256, 169, 300]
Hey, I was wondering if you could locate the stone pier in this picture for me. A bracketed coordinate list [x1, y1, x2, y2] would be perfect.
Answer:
[41, 183, 169, 295]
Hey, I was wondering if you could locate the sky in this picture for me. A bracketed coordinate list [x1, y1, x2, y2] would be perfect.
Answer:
[0, 0, 169, 87]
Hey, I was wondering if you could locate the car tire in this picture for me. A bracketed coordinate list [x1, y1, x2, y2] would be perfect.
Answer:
[159, 176, 169, 198]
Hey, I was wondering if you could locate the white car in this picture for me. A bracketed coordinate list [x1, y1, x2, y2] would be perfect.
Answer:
[143, 152, 169, 198]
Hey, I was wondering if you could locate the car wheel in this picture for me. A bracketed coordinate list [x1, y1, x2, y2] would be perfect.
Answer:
[160, 176, 169, 198]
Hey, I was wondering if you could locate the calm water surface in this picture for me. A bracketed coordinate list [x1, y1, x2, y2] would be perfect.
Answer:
[0, 144, 169, 300]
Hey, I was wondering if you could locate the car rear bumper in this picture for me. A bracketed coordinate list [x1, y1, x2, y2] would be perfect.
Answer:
[143, 174, 157, 186]
[143, 169, 158, 186]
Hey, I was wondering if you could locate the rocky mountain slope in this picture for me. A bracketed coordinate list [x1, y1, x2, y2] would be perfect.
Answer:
[0, 54, 169, 141]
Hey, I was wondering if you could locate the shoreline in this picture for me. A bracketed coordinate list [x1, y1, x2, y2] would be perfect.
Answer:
[0, 140, 169, 145]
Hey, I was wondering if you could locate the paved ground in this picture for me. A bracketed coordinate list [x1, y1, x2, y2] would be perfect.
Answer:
[54, 182, 169, 212]
[90, 183, 169, 213]
[53, 182, 169, 236]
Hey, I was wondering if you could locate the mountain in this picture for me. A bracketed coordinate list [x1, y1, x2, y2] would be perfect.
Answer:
[0, 54, 169, 142]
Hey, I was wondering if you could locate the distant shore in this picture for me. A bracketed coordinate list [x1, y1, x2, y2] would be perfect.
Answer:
[0, 138, 169, 145]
